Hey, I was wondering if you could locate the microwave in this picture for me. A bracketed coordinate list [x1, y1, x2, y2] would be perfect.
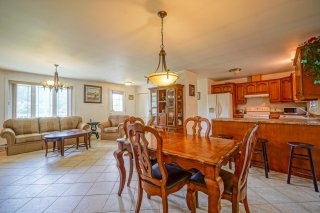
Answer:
[283, 107, 307, 115]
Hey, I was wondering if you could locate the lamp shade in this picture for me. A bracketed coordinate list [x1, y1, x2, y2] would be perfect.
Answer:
[147, 72, 178, 86]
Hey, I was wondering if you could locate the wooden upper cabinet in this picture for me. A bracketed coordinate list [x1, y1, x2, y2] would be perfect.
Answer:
[211, 85, 223, 94]
[268, 79, 281, 102]
[246, 83, 256, 94]
[256, 81, 269, 93]
[280, 76, 293, 102]
[235, 84, 246, 104]
[211, 84, 234, 94]
[293, 47, 320, 100]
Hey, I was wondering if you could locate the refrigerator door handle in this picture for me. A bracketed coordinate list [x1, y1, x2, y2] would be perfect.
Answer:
[218, 103, 222, 118]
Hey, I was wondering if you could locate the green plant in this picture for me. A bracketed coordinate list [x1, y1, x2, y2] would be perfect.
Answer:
[300, 36, 320, 84]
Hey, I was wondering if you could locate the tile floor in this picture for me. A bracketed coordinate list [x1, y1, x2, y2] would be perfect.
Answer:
[0, 139, 319, 213]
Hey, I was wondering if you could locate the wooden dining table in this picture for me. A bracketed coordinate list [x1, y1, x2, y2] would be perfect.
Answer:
[114, 131, 241, 213]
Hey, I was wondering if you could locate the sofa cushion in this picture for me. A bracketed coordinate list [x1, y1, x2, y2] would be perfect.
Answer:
[109, 115, 129, 127]
[3, 118, 39, 135]
[15, 133, 42, 144]
[39, 117, 60, 133]
[59, 116, 82, 131]
[103, 127, 118, 133]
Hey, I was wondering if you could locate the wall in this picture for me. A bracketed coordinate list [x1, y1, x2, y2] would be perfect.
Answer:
[0, 68, 136, 126]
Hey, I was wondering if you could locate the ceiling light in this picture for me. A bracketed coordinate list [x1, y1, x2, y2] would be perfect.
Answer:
[146, 11, 178, 86]
[40, 64, 71, 92]
[229, 68, 242, 75]
[124, 81, 134, 86]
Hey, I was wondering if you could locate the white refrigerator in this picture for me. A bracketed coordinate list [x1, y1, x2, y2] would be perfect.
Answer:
[207, 93, 233, 119]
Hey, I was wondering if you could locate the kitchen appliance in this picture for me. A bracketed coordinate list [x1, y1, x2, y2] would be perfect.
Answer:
[208, 93, 233, 119]
[283, 107, 307, 115]
[243, 107, 270, 119]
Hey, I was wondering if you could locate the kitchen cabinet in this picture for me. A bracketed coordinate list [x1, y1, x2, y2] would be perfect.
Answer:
[246, 83, 256, 94]
[235, 84, 246, 104]
[211, 83, 234, 94]
[293, 46, 320, 100]
[256, 81, 269, 93]
[280, 76, 293, 102]
[149, 84, 184, 130]
[268, 79, 281, 102]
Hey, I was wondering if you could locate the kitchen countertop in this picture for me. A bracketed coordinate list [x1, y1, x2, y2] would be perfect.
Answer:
[212, 118, 320, 126]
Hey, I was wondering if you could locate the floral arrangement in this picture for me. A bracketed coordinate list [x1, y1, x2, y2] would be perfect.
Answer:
[300, 36, 320, 84]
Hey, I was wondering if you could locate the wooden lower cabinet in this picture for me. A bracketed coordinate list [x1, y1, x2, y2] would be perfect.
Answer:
[211, 120, 320, 179]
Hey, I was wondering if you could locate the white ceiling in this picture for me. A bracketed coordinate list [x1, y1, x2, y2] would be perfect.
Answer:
[0, 0, 319, 85]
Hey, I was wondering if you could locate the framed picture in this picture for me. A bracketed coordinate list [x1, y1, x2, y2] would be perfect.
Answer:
[84, 85, 102, 103]
[128, 95, 134, 100]
[189, 84, 195, 96]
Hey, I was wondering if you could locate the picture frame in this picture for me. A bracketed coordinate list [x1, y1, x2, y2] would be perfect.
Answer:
[84, 85, 102, 103]
[189, 84, 195, 96]
[128, 95, 134, 100]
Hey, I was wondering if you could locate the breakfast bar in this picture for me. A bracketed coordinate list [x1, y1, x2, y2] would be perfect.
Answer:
[211, 118, 320, 179]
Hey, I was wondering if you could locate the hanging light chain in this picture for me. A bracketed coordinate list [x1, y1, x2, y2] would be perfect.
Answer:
[160, 16, 164, 49]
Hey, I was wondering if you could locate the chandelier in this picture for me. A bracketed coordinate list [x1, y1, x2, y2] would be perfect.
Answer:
[40, 64, 70, 92]
[146, 11, 178, 86]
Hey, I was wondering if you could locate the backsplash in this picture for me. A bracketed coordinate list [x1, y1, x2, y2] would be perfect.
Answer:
[308, 100, 320, 115]
[237, 97, 306, 112]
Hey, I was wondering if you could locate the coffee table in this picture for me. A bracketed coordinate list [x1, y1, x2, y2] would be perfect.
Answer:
[43, 130, 91, 156]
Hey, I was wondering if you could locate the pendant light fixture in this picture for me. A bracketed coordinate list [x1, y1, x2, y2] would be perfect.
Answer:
[40, 64, 70, 92]
[146, 11, 178, 86]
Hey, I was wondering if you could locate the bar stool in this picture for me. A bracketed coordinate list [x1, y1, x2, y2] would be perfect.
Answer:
[251, 138, 269, 178]
[218, 134, 234, 169]
[287, 142, 318, 192]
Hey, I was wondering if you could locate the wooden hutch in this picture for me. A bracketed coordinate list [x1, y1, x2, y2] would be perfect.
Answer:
[149, 84, 184, 130]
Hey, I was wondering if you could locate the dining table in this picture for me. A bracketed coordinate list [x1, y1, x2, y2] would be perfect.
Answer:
[113, 131, 241, 213]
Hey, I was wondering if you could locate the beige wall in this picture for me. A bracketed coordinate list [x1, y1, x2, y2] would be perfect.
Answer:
[0, 68, 136, 126]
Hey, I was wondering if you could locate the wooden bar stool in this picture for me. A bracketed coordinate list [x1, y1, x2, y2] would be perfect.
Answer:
[287, 142, 318, 192]
[218, 134, 234, 169]
[251, 138, 269, 178]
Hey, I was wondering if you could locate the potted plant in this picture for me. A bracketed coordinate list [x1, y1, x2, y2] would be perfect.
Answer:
[300, 36, 320, 84]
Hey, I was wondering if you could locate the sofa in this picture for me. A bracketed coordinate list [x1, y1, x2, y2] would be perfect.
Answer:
[98, 115, 130, 140]
[1, 116, 90, 155]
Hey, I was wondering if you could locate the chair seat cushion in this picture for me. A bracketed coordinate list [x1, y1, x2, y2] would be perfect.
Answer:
[103, 127, 118, 133]
[152, 163, 191, 189]
[190, 169, 234, 195]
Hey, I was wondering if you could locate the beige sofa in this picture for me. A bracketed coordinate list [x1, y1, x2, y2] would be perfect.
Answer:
[1, 116, 90, 155]
[98, 115, 130, 140]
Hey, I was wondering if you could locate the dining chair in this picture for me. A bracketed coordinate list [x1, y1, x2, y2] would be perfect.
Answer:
[147, 116, 156, 127]
[117, 116, 145, 187]
[128, 122, 191, 213]
[186, 124, 260, 213]
[184, 116, 211, 137]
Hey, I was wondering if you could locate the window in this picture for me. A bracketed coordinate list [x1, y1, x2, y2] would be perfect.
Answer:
[12, 82, 72, 118]
[112, 91, 124, 112]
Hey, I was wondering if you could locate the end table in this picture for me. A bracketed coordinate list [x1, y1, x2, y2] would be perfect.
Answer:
[87, 121, 100, 139]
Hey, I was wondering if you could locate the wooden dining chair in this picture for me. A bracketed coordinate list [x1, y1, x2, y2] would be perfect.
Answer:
[146, 116, 156, 127]
[184, 116, 211, 137]
[128, 122, 191, 213]
[117, 116, 145, 187]
[186, 124, 260, 213]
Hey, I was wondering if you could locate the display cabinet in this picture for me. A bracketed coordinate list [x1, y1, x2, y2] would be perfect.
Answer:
[149, 84, 184, 130]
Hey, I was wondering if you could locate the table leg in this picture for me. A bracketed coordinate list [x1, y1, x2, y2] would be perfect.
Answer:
[84, 134, 88, 150]
[114, 149, 126, 196]
[61, 139, 65, 156]
[53, 141, 56, 152]
[45, 140, 48, 157]
[88, 133, 92, 148]
[204, 168, 224, 213]
[76, 137, 79, 149]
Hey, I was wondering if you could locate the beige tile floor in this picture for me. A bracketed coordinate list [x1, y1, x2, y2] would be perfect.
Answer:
[0, 139, 319, 213]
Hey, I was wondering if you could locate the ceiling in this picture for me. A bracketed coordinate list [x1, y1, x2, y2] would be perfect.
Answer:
[0, 0, 319, 85]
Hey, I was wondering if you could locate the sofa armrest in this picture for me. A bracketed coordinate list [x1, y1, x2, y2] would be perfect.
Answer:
[1, 128, 16, 146]
[98, 121, 111, 130]
[77, 122, 90, 130]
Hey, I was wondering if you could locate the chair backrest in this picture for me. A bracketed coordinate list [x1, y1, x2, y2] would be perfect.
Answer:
[234, 124, 259, 193]
[123, 116, 145, 139]
[128, 122, 167, 187]
[184, 116, 211, 137]
[147, 116, 156, 127]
